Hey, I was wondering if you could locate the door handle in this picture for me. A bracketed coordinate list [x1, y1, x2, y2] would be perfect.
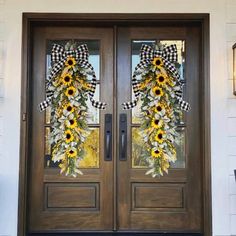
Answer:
[104, 114, 112, 161]
[119, 113, 127, 161]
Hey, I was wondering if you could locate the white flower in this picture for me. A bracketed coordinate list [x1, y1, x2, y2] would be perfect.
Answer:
[52, 153, 65, 162]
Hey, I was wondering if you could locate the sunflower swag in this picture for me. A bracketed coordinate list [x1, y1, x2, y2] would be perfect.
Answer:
[39, 42, 106, 177]
[123, 43, 190, 177]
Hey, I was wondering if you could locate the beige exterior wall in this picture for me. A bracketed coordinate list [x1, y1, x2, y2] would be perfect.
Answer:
[0, 0, 235, 235]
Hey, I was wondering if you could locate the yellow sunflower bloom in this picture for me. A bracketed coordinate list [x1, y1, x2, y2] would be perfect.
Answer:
[65, 57, 76, 68]
[152, 57, 163, 69]
[65, 130, 74, 143]
[151, 148, 163, 158]
[64, 103, 74, 113]
[151, 118, 163, 129]
[66, 148, 77, 158]
[152, 86, 163, 97]
[154, 103, 164, 113]
[156, 73, 167, 86]
[155, 130, 165, 143]
[62, 73, 72, 86]
[65, 86, 76, 97]
[66, 118, 77, 129]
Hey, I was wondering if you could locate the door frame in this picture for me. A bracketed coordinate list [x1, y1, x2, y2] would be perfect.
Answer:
[18, 13, 211, 236]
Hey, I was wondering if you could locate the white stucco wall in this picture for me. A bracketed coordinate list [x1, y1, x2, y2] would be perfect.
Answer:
[0, 0, 235, 235]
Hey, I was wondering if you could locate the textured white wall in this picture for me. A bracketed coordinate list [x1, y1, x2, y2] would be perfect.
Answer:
[226, 1, 236, 235]
[0, 0, 233, 235]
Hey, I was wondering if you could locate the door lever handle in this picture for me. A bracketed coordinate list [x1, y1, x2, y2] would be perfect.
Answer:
[119, 113, 127, 161]
[106, 131, 111, 157]
[104, 114, 112, 161]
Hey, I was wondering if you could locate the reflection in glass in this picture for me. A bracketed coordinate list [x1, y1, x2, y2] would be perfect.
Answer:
[45, 127, 51, 155]
[170, 127, 186, 168]
[87, 84, 100, 124]
[79, 128, 99, 168]
[132, 127, 149, 168]
[45, 127, 53, 168]
[132, 127, 186, 169]
[45, 107, 51, 124]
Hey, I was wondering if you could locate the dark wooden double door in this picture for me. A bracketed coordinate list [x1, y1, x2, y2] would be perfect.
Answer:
[28, 24, 202, 234]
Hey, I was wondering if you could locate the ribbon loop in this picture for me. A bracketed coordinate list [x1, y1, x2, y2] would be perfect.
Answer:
[76, 44, 89, 61]
[51, 44, 65, 62]
[160, 44, 178, 62]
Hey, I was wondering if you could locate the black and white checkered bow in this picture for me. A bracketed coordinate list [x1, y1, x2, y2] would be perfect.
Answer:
[122, 44, 190, 112]
[39, 44, 106, 112]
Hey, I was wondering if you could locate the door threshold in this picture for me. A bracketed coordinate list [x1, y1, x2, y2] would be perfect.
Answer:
[28, 233, 202, 236]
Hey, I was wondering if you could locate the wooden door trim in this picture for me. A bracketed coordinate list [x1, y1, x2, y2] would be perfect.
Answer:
[18, 13, 210, 236]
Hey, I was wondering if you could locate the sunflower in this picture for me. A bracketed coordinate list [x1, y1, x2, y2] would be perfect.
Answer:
[66, 148, 77, 158]
[65, 57, 76, 69]
[66, 118, 77, 129]
[154, 103, 164, 113]
[64, 103, 74, 113]
[151, 118, 163, 129]
[62, 73, 72, 86]
[65, 130, 74, 143]
[156, 73, 167, 86]
[155, 130, 165, 143]
[152, 86, 163, 97]
[151, 148, 163, 158]
[152, 57, 163, 69]
[65, 86, 76, 97]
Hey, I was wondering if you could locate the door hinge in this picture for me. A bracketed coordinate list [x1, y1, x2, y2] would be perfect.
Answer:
[22, 112, 27, 121]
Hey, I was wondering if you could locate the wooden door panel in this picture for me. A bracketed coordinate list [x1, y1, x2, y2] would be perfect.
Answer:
[132, 183, 185, 210]
[117, 26, 202, 232]
[46, 183, 99, 209]
[28, 27, 114, 232]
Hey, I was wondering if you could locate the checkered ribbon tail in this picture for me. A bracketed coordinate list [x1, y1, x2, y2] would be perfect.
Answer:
[88, 75, 106, 110]
[175, 90, 191, 111]
[39, 43, 106, 111]
[122, 71, 142, 109]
